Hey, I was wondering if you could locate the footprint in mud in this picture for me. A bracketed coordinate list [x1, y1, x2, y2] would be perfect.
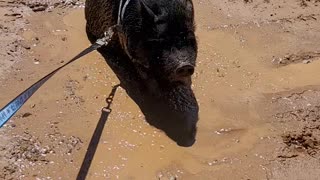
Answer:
[282, 130, 319, 157]
[269, 87, 320, 157]
[273, 51, 320, 66]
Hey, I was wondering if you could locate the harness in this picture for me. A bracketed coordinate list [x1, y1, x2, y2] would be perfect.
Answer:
[117, 0, 151, 76]
[117, 0, 134, 60]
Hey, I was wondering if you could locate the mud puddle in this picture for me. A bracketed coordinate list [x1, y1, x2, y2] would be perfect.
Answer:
[1, 0, 320, 179]
[61, 10, 273, 179]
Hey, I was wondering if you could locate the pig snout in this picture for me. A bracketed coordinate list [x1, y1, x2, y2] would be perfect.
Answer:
[175, 62, 195, 78]
[167, 61, 194, 85]
[165, 48, 196, 83]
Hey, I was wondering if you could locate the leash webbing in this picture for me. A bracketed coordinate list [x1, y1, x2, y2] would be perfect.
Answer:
[0, 28, 114, 128]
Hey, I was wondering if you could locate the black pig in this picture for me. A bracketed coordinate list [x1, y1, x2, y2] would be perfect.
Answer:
[85, 0, 199, 147]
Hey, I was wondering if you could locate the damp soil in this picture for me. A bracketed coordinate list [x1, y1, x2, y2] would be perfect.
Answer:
[1, 0, 320, 179]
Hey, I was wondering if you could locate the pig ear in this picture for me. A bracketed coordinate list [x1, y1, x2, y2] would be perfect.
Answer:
[139, 0, 156, 23]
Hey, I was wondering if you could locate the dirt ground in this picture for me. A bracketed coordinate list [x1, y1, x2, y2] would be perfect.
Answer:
[0, 0, 320, 179]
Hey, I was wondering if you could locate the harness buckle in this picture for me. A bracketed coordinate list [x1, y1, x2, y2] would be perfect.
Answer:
[96, 25, 116, 46]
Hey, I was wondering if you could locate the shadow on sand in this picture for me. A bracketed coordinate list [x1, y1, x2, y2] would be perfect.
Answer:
[76, 84, 120, 180]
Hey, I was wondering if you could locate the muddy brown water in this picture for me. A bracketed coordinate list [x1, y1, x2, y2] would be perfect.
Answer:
[1, 0, 320, 179]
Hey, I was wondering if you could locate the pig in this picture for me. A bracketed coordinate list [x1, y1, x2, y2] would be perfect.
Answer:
[85, 0, 199, 147]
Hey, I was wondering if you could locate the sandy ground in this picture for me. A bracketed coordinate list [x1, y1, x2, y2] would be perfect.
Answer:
[0, 0, 320, 179]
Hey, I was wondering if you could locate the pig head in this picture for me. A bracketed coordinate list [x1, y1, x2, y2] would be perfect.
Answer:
[118, 0, 197, 84]
[85, 0, 199, 147]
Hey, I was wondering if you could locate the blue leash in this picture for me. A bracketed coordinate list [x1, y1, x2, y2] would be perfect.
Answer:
[0, 28, 115, 128]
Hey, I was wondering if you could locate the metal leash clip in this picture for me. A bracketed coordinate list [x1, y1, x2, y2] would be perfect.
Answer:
[96, 26, 116, 47]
